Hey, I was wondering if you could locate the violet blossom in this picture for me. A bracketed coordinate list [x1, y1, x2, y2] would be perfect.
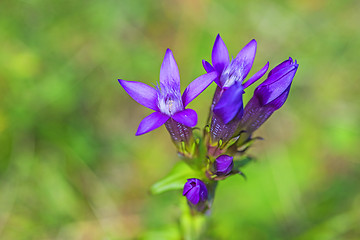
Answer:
[119, 49, 217, 141]
[202, 35, 269, 143]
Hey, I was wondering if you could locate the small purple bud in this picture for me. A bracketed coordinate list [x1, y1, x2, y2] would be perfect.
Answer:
[214, 155, 234, 176]
[183, 178, 208, 205]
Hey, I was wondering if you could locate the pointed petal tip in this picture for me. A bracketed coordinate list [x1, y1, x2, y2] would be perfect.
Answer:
[202, 59, 215, 73]
[182, 71, 217, 107]
[160, 48, 180, 90]
[243, 61, 270, 89]
[248, 39, 257, 49]
[118, 80, 159, 111]
[135, 112, 169, 136]
[135, 130, 144, 136]
[212, 34, 229, 73]
[164, 48, 174, 60]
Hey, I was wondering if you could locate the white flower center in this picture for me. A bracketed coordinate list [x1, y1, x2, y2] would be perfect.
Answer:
[220, 58, 246, 88]
[157, 87, 183, 116]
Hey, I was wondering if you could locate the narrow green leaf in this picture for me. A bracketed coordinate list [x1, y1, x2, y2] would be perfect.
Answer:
[150, 161, 201, 195]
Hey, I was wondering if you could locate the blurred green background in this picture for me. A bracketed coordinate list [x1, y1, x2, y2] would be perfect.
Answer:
[1, 0, 359, 239]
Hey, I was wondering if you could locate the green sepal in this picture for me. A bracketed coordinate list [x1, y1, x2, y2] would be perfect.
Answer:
[150, 161, 203, 195]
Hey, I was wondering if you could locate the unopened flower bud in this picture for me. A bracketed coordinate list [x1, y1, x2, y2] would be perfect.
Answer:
[238, 58, 299, 136]
[214, 155, 234, 176]
[183, 178, 208, 206]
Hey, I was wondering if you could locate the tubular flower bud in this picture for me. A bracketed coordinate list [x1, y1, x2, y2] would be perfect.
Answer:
[239, 58, 299, 135]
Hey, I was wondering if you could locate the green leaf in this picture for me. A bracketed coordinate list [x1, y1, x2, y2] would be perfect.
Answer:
[150, 161, 201, 195]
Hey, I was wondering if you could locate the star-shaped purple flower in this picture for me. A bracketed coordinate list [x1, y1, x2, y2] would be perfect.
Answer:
[203, 34, 269, 124]
[119, 49, 217, 135]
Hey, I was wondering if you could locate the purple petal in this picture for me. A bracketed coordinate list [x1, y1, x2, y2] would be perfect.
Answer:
[202, 60, 220, 86]
[233, 39, 257, 82]
[198, 181, 208, 201]
[268, 57, 293, 77]
[136, 112, 169, 135]
[202, 60, 215, 73]
[255, 65, 297, 106]
[160, 48, 181, 92]
[212, 34, 230, 73]
[243, 62, 269, 89]
[183, 181, 193, 196]
[215, 155, 234, 175]
[182, 71, 218, 107]
[172, 109, 197, 127]
[261, 60, 298, 86]
[186, 186, 200, 205]
[118, 79, 158, 111]
[265, 86, 290, 110]
[213, 82, 244, 124]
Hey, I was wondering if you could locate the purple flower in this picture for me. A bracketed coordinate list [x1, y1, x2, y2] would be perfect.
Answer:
[214, 155, 234, 176]
[239, 58, 299, 134]
[119, 49, 217, 136]
[203, 34, 269, 124]
[183, 178, 208, 205]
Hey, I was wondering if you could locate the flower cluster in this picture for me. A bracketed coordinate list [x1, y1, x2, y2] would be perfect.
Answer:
[118, 34, 298, 214]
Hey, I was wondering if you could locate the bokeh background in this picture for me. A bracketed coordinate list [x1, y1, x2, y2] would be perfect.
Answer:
[1, 0, 359, 239]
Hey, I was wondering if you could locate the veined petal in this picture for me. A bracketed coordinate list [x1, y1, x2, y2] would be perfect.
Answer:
[213, 82, 244, 124]
[243, 62, 269, 89]
[160, 48, 181, 93]
[234, 39, 257, 81]
[118, 79, 158, 111]
[212, 34, 230, 73]
[172, 109, 197, 127]
[182, 71, 218, 107]
[136, 112, 169, 135]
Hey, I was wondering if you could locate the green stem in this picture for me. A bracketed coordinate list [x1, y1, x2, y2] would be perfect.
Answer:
[180, 199, 207, 240]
